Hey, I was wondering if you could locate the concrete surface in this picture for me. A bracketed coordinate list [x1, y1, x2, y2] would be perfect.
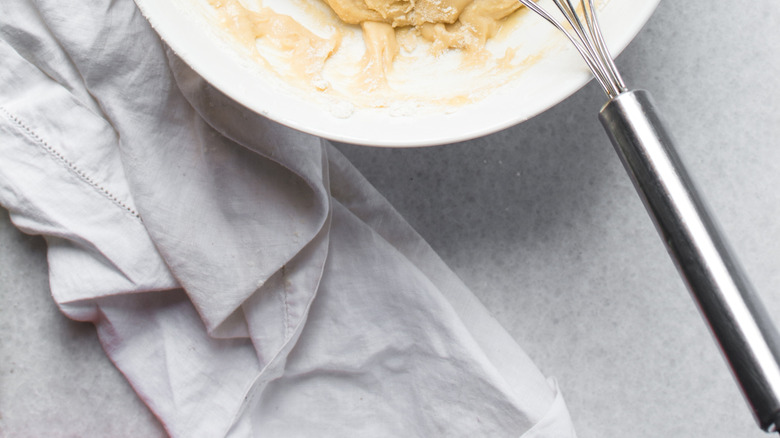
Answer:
[2, 0, 779, 437]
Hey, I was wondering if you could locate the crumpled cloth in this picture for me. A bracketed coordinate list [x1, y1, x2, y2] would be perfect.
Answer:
[0, 1, 576, 436]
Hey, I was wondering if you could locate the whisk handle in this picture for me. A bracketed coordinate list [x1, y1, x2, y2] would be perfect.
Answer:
[599, 89, 780, 432]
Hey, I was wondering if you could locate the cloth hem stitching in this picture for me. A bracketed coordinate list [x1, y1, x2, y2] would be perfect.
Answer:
[0, 105, 142, 221]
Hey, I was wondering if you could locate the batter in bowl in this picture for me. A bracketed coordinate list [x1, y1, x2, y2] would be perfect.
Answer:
[327, 0, 522, 88]
[206, 0, 526, 110]
[324, 0, 522, 51]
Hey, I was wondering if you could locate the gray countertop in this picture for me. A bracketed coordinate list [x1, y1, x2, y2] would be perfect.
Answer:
[2, 1, 779, 436]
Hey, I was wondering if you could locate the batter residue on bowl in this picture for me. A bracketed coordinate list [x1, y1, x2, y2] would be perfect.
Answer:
[204, 0, 534, 114]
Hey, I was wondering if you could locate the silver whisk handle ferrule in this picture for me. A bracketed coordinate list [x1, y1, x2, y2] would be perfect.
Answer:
[599, 89, 780, 432]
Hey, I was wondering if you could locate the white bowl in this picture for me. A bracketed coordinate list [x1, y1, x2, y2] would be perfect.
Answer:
[134, 0, 660, 147]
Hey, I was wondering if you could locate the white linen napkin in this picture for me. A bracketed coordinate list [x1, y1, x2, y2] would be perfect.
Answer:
[0, 1, 576, 436]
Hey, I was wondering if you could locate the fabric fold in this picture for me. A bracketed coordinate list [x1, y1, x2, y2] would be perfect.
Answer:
[0, 37, 178, 321]
[0, 0, 577, 436]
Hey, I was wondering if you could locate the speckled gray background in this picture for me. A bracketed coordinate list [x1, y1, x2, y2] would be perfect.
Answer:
[2, 1, 779, 436]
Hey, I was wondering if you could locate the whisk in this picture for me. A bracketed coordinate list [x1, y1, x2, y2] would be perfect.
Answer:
[515, 0, 780, 433]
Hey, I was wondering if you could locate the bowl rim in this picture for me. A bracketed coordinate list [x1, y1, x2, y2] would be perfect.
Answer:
[134, 0, 661, 147]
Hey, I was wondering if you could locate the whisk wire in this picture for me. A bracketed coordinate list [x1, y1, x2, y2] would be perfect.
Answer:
[582, 0, 626, 94]
[559, 0, 613, 90]
[517, 0, 625, 98]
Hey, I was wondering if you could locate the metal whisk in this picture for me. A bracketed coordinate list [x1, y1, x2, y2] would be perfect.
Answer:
[515, 0, 780, 433]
